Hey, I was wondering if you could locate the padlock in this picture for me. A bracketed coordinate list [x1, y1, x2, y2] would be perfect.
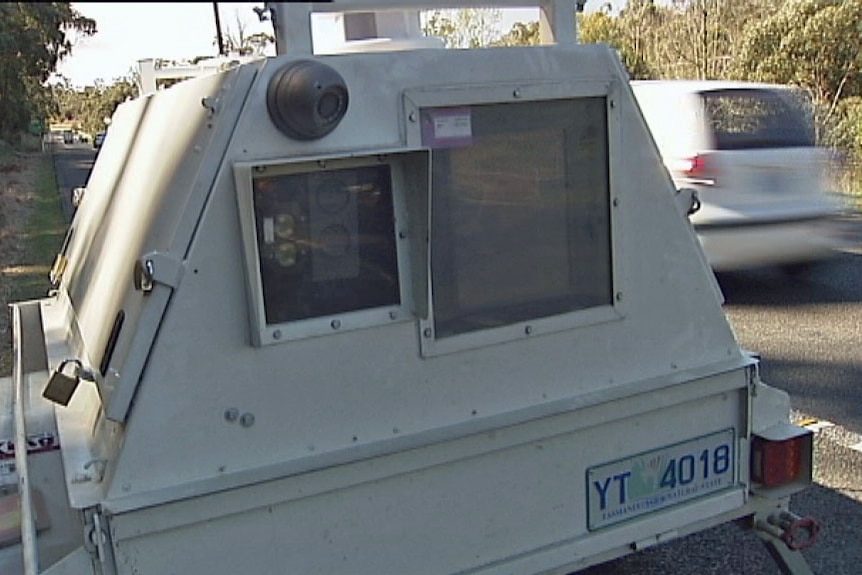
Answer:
[43, 359, 83, 406]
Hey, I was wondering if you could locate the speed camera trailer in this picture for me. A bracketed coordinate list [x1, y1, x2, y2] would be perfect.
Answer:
[3, 1, 818, 573]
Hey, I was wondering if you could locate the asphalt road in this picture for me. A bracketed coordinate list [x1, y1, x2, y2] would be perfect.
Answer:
[50, 145, 862, 574]
[51, 139, 97, 221]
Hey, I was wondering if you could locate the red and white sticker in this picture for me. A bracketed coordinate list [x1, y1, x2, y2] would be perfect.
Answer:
[0, 431, 60, 461]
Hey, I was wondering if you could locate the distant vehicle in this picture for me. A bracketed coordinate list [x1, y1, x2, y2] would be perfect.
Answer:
[93, 131, 106, 148]
[62, 130, 74, 144]
[631, 80, 844, 273]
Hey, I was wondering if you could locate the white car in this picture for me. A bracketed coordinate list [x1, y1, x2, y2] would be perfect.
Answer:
[631, 79, 844, 273]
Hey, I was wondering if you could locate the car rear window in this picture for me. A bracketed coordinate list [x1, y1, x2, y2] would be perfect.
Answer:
[700, 88, 815, 150]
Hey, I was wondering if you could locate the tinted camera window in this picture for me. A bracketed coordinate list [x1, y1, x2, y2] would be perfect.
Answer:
[425, 99, 612, 338]
[702, 89, 815, 149]
[252, 165, 400, 324]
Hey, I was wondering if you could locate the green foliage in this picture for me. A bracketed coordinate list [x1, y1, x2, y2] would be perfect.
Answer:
[0, 3, 95, 142]
[422, 9, 503, 48]
[732, 0, 862, 107]
[579, 9, 656, 79]
[822, 96, 862, 197]
[824, 97, 862, 154]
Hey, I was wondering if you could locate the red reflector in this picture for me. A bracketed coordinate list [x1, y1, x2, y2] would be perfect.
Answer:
[752, 436, 803, 488]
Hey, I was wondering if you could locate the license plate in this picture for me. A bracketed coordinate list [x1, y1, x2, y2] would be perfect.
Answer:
[587, 429, 735, 530]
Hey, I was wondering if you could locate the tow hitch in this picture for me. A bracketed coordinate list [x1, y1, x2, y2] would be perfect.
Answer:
[755, 511, 820, 575]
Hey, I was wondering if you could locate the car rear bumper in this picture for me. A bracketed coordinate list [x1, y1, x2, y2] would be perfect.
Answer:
[694, 215, 843, 271]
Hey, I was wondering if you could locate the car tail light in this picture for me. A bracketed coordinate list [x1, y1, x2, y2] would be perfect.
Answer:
[750, 424, 813, 493]
[671, 154, 716, 185]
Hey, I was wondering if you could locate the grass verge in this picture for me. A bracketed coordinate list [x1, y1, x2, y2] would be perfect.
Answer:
[0, 151, 65, 376]
[7, 155, 66, 301]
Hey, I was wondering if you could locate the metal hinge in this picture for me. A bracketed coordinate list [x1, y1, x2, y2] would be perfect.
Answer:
[133, 251, 184, 294]
[83, 508, 116, 571]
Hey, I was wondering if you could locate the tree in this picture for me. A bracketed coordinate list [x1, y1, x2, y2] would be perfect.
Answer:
[0, 3, 95, 142]
[421, 9, 503, 49]
[655, 0, 782, 80]
[732, 0, 862, 112]
[50, 79, 137, 136]
[579, 9, 658, 79]
[219, 10, 274, 56]
[494, 21, 541, 46]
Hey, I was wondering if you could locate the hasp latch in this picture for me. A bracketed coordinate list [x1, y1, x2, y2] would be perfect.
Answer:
[133, 251, 184, 294]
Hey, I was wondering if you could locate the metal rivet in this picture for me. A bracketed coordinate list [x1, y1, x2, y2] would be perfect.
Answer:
[408, 111, 417, 122]
[272, 329, 282, 340]
[240, 413, 255, 427]
[331, 319, 341, 330]
[224, 408, 239, 423]
[615, 292, 623, 302]
[524, 325, 533, 335]
[423, 328, 433, 338]
[389, 310, 398, 320]
[612, 198, 620, 207]
[513, 88, 522, 98]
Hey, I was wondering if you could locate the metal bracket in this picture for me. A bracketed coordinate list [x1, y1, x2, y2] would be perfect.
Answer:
[675, 187, 701, 217]
[201, 96, 220, 118]
[50, 253, 68, 287]
[134, 251, 184, 293]
[72, 186, 86, 207]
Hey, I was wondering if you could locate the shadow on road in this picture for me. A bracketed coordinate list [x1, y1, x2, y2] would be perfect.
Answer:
[715, 252, 862, 307]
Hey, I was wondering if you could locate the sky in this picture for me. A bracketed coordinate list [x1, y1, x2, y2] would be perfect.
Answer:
[54, 3, 275, 87]
[54, 2, 623, 88]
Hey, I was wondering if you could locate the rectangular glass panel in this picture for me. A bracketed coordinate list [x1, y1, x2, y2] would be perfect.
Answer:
[252, 165, 400, 324]
[426, 98, 612, 338]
